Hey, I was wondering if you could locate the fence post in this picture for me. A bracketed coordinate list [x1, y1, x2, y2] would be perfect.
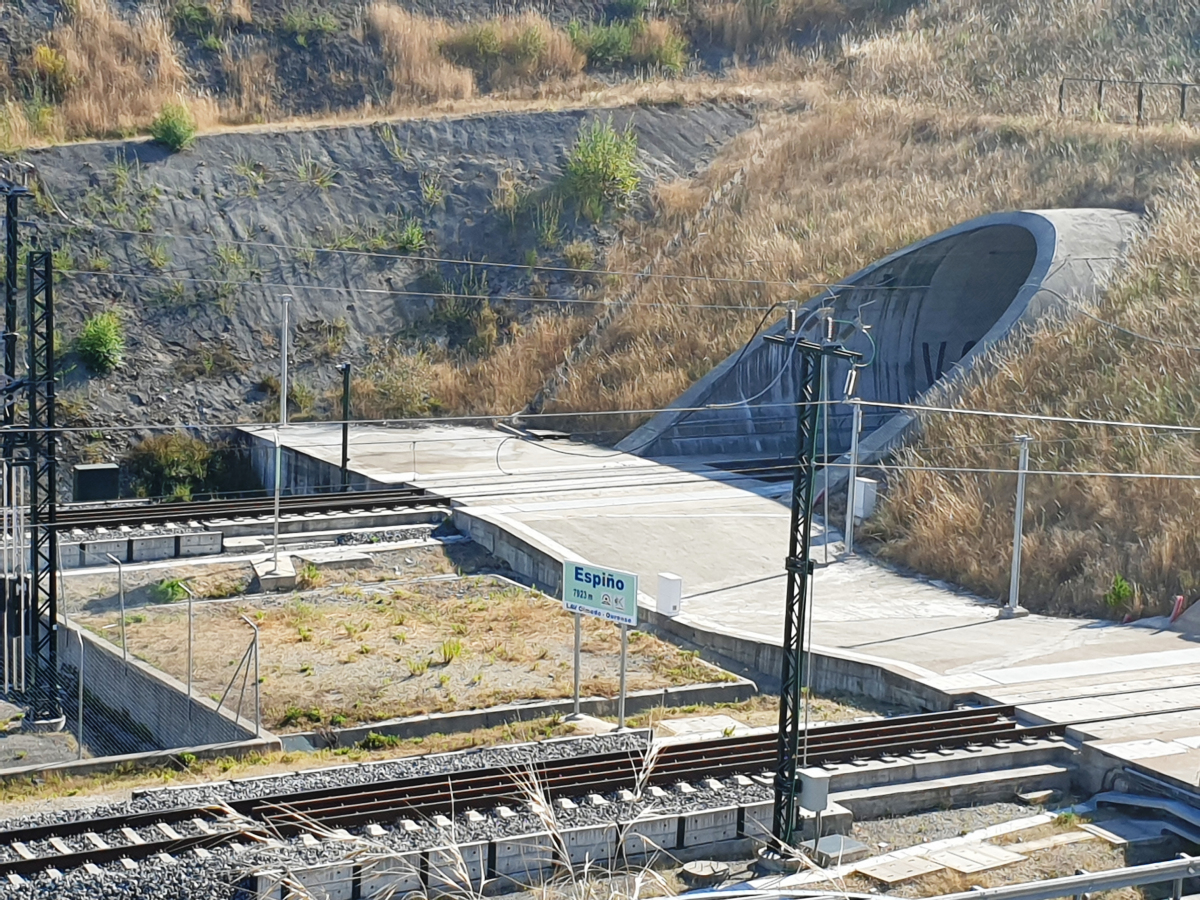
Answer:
[1097, 79, 1105, 114]
[1058, 79, 1066, 115]
[1136, 82, 1145, 126]
[1182, 84, 1189, 120]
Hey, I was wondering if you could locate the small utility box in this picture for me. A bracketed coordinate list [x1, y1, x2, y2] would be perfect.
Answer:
[853, 476, 878, 522]
[73, 463, 119, 503]
[657, 572, 682, 617]
[798, 767, 831, 812]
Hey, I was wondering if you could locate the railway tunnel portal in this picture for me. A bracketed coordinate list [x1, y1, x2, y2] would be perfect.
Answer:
[617, 209, 1141, 481]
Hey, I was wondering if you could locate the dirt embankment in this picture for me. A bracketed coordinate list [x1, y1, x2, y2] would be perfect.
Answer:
[22, 102, 752, 469]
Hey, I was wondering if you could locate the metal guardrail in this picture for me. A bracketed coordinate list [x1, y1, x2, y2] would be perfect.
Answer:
[1059, 77, 1200, 126]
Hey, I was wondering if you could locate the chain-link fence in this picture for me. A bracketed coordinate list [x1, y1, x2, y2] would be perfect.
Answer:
[0, 553, 263, 773]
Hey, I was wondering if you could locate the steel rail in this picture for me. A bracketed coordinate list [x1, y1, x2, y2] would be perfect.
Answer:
[0, 707, 1065, 878]
[52, 486, 445, 531]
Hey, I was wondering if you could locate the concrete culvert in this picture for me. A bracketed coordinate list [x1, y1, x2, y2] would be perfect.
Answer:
[619, 208, 1141, 483]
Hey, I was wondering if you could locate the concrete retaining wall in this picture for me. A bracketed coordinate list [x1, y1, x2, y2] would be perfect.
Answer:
[452, 510, 567, 595]
[639, 606, 950, 712]
[281, 680, 757, 752]
[454, 506, 949, 713]
[247, 435, 383, 495]
[58, 619, 259, 751]
[243, 799, 848, 898]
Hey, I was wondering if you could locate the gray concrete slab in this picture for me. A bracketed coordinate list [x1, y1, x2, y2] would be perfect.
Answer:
[250, 422, 1200, 789]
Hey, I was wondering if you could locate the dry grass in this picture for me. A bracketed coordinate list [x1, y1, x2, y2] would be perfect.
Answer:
[47, 0, 215, 141]
[439, 13, 585, 91]
[836, 0, 1200, 117]
[219, 41, 276, 124]
[80, 567, 734, 730]
[460, 100, 1197, 438]
[697, 0, 853, 57]
[366, 3, 475, 106]
[430, 313, 591, 415]
[0, 714, 583, 804]
[866, 168, 1200, 618]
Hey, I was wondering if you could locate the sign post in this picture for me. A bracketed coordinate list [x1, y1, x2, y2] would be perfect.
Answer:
[562, 561, 638, 728]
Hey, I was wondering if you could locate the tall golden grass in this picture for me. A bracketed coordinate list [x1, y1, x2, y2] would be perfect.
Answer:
[866, 170, 1200, 618]
[698, 0, 850, 57]
[438, 12, 584, 91]
[49, 0, 214, 140]
[366, 4, 475, 106]
[486, 103, 1192, 440]
[219, 41, 276, 124]
[837, 0, 1200, 116]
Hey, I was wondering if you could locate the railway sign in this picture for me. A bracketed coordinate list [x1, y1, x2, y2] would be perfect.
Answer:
[562, 561, 638, 626]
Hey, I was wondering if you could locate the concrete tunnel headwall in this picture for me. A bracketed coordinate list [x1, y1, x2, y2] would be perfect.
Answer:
[618, 209, 1141, 475]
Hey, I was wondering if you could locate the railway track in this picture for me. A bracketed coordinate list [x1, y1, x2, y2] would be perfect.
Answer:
[0, 705, 1063, 880]
[52, 487, 446, 531]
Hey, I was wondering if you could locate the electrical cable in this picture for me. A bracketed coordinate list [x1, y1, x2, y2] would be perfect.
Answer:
[54, 268, 781, 313]
[44, 222, 807, 290]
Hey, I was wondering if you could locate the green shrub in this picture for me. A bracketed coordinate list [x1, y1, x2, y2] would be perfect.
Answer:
[151, 577, 189, 604]
[28, 45, 72, 102]
[351, 347, 439, 419]
[359, 731, 401, 750]
[568, 20, 636, 66]
[149, 103, 197, 151]
[563, 240, 597, 270]
[1104, 573, 1135, 610]
[439, 637, 465, 664]
[173, 1, 217, 35]
[280, 6, 338, 46]
[394, 218, 427, 252]
[76, 311, 125, 374]
[563, 117, 640, 219]
[126, 432, 212, 499]
[631, 21, 689, 73]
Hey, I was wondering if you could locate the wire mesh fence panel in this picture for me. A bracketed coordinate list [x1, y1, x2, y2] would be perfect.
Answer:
[2, 557, 263, 774]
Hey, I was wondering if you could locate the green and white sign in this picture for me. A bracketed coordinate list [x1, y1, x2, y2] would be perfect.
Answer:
[563, 561, 638, 627]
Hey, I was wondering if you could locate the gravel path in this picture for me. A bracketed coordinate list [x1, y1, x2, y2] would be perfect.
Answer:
[851, 802, 1038, 853]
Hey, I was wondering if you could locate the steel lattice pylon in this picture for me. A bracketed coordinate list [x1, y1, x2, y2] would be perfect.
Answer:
[768, 334, 860, 852]
[25, 250, 58, 722]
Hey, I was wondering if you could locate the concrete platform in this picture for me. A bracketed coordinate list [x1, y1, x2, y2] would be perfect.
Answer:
[245, 423, 1200, 795]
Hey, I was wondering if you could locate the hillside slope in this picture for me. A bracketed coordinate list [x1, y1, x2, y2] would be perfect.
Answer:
[8, 0, 1200, 618]
[26, 103, 751, 441]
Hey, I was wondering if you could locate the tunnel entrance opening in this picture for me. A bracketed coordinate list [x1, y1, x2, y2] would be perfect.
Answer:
[805, 224, 1038, 454]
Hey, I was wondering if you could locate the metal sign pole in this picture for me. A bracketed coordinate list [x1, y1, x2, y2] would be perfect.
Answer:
[273, 295, 291, 572]
[821, 355, 830, 564]
[617, 624, 628, 729]
[184, 583, 194, 699]
[572, 612, 581, 717]
[844, 402, 862, 556]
